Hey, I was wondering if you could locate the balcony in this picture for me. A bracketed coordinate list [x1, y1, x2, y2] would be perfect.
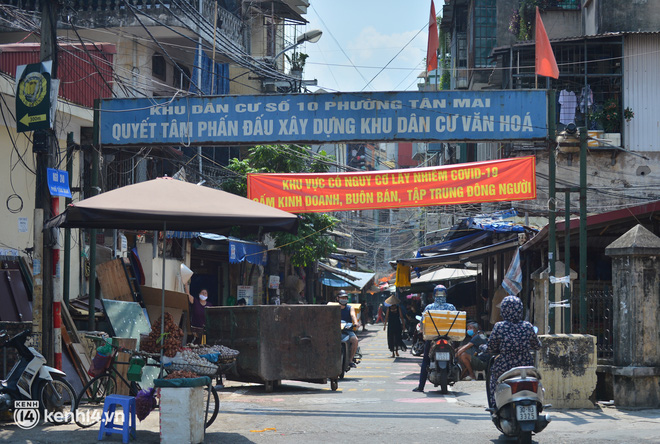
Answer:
[0, 0, 244, 51]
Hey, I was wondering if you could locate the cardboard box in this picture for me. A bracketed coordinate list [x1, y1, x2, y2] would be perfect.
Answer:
[421, 310, 466, 341]
[140, 286, 190, 335]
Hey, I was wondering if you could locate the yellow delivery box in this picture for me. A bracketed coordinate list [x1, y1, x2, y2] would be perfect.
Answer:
[421, 310, 466, 340]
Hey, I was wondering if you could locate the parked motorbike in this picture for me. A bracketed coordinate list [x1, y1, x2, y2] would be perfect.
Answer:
[487, 365, 551, 444]
[410, 316, 424, 356]
[0, 329, 77, 424]
[427, 335, 460, 393]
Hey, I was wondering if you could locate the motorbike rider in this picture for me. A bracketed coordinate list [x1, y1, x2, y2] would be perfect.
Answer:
[455, 321, 489, 380]
[482, 295, 541, 408]
[338, 290, 359, 368]
[412, 284, 456, 392]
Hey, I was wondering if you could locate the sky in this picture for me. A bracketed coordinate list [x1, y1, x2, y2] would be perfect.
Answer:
[298, 1, 435, 93]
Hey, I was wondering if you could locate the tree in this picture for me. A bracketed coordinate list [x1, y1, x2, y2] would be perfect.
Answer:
[222, 144, 338, 267]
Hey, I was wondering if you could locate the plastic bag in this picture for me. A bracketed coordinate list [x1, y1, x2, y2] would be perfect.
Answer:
[87, 350, 112, 377]
[96, 339, 113, 356]
[135, 388, 157, 421]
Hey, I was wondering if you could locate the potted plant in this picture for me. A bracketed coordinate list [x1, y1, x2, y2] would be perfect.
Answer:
[591, 99, 633, 146]
[285, 52, 308, 78]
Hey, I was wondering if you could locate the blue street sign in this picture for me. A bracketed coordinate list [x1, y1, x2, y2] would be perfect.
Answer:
[47, 168, 72, 198]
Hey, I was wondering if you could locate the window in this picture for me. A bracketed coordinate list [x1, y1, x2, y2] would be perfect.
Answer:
[473, 0, 496, 68]
[174, 64, 190, 90]
[152, 53, 166, 81]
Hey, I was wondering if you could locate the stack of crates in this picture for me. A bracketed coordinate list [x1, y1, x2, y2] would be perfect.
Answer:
[421, 310, 467, 340]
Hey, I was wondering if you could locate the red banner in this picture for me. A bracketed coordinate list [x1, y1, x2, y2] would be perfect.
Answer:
[247, 156, 536, 214]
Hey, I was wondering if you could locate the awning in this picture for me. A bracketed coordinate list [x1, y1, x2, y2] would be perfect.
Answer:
[319, 272, 353, 288]
[335, 247, 368, 256]
[318, 262, 375, 290]
[410, 267, 478, 285]
[396, 237, 520, 268]
[521, 200, 660, 252]
[166, 231, 200, 239]
[417, 231, 490, 256]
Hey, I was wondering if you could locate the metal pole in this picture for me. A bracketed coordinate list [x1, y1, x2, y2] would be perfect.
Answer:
[547, 90, 557, 334]
[52, 196, 62, 370]
[89, 145, 99, 330]
[579, 128, 588, 332]
[63, 133, 74, 308]
[38, 0, 58, 366]
[160, 221, 167, 372]
[564, 191, 571, 334]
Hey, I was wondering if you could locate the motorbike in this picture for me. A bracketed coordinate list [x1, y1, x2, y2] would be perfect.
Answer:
[0, 329, 77, 424]
[410, 316, 424, 356]
[424, 312, 461, 394]
[487, 365, 551, 444]
[339, 322, 359, 379]
[427, 335, 460, 393]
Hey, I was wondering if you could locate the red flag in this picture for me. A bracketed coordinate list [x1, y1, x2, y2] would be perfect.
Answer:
[535, 7, 559, 79]
[426, 1, 439, 74]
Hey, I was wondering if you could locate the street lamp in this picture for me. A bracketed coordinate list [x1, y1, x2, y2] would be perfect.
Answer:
[272, 29, 323, 62]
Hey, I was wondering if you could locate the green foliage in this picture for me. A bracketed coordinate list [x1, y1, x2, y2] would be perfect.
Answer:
[440, 71, 450, 90]
[285, 52, 309, 71]
[222, 144, 338, 267]
[275, 213, 338, 267]
[591, 99, 632, 133]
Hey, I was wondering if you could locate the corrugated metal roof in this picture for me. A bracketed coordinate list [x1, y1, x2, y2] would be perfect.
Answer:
[623, 34, 660, 152]
[491, 32, 632, 54]
[0, 42, 115, 108]
[521, 200, 660, 252]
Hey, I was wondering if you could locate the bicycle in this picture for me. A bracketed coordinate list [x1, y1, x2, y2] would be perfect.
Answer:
[75, 337, 219, 429]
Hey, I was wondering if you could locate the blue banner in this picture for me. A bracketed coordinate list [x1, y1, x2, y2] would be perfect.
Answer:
[98, 90, 548, 146]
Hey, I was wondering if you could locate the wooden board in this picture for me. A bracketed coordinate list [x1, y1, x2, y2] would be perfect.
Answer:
[96, 259, 133, 302]
[71, 343, 92, 376]
[141, 286, 191, 333]
[112, 338, 137, 396]
[61, 304, 81, 343]
[61, 327, 87, 386]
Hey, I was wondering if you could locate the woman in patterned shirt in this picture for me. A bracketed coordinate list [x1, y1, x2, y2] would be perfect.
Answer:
[484, 295, 541, 408]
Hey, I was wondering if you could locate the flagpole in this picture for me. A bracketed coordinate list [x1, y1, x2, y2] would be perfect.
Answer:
[436, 49, 439, 91]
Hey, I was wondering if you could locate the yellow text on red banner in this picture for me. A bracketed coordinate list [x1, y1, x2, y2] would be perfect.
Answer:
[247, 156, 536, 214]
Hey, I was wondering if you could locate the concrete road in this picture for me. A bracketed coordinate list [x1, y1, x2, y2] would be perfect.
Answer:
[1, 326, 659, 443]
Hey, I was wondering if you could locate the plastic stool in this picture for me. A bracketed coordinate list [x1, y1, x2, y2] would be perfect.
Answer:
[475, 370, 486, 381]
[98, 394, 136, 443]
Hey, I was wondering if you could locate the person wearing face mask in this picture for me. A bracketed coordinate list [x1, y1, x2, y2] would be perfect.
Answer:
[337, 290, 359, 368]
[456, 321, 490, 381]
[186, 283, 212, 335]
[413, 285, 456, 392]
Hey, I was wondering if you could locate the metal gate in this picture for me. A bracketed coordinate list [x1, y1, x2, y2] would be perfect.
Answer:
[572, 284, 614, 363]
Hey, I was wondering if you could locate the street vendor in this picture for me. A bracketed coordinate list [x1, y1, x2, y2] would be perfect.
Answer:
[186, 283, 212, 341]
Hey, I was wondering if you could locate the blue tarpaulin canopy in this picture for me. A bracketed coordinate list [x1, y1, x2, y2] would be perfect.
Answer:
[318, 262, 375, 290]
[197, 233, 267, 266]
[319, 271, 353, 288]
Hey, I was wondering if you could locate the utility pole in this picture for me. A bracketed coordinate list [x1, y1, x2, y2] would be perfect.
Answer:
[35, 0, 59, 366]
[547, 91, 557, 335]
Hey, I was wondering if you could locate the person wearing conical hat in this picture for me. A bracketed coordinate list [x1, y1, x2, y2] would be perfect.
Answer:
[383, 295, 406, 358]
